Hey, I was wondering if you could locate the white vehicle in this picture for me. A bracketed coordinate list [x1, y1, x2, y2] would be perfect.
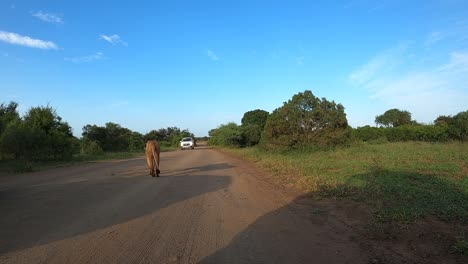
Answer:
[180, 137, 195, 150]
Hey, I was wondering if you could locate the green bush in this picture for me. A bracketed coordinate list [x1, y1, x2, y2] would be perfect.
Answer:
[241, 109, 269, 146]
[448, 110, 468, 141]
[0, 120, 40, 160]
[262, 90, 350, 148]
[208, 122, 244, 147]
[353, 126, 386, 142]
[80, 139, 104, 155]
[0, 101, 20, 136]
[242, 125, 262, 146]
[128, 132, 145, 152]
[144, 127, 195, 148]
[375, 108, 412, 127]
[385, 125, 449, 142]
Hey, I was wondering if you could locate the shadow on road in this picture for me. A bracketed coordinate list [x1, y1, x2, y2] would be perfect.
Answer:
[200, 170, 468, 264]
[184, 163, 235, 172]
[0, 173, 230, 254]
[198, 194, 368, 264]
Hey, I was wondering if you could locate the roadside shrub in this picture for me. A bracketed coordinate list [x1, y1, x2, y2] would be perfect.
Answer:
[0, 120, 39, 159]
[0, 101, 20, 136]
[242, 125, 262, 146]
[144, 127, 195, 148]
[241, 109, 269, 146]
[208, 122, 244, 147]
[128, 132, 145, 152]
[80, 139, 104, 155]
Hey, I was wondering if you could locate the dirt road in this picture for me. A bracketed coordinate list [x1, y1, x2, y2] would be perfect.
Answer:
[0, 146, 369, 264]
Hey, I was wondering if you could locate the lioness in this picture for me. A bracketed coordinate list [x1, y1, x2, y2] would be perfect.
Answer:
[145, 140, 161, 177]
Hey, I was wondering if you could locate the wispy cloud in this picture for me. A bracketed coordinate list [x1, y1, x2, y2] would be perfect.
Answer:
[424, 19, 468, 48]
[206, 49, 219, 61]
[99, 34, 127, 46]
[0, 30, 58, 49]
[64, 52, 104, 63]
[425, 31, 446, 47]
[32, 11, 63, 24]
[349, 47, 468, 122]
[349, 45, 406, 85]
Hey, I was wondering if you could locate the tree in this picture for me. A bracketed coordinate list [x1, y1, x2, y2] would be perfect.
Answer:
[0, 101, 20, 136]
[262, 90, 350, 148]
[241, 109, 269, 127]
[0, 120, 39, 159]
[434, 115, 452, 126]
[82, 122, 134, 152]
[128, 132, 145, 152]
[82, 124, 107, 147]
[144, 127, 195, 147]
[23, 105, 72, 136]
[80, 138, 104, 155]
[241, 109, 269, 146]
[448, 110, 468, 141]
[23, 106, 74, 160]
[1, 105, 74, 160]
[375, 109, 412, 127]
[208, 122, 244, 147]
[104, 122, 132, 151]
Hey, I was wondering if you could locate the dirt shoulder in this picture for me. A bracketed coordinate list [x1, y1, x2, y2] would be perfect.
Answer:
[217, 147, 468, 264]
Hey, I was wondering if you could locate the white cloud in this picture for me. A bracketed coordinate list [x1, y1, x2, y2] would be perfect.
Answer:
[206, 49, 219, 61]
[0, 30, 58, 49]
[349, 45, 406, 85]
[32, 11, 63, 24]
[64, 52, 104, 63]
[99, 34, 127, 46]
[349, 48, 468, 123]
[425, 31, 446, 47]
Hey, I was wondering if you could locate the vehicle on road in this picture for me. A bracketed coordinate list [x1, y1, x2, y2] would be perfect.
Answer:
[180, 137, 195, 150]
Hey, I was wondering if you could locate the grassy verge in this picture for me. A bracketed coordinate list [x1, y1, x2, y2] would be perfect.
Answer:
[0, 146, 177, 175]
[0, 152, 144, 174]
[224, 142, 468, 242]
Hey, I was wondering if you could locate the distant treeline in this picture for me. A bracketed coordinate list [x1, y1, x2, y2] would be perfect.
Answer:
[208, 90, 468, 148]
[0, 101, 194, 161]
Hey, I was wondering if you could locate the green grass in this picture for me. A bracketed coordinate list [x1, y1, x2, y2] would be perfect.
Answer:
[0, 151, 145, 174]
[451, 238, 468, 255]
[224, 142, 468, 227]
[0, 146, 179, 175]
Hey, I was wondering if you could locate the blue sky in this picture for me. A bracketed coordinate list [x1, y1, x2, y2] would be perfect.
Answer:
[1, 0, 467, 137]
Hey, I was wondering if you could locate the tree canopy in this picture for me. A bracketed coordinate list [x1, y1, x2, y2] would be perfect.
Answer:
[241, 109, 269, 146]
[375, 109, 412, 127]
[262, 90, 350, 148]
